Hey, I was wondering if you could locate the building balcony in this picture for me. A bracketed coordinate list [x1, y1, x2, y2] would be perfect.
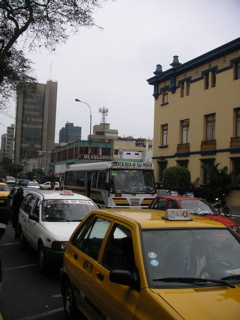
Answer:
[177, 143, 190, 153]
[201, 139, 216, 150]
[230, 137, 240, 148]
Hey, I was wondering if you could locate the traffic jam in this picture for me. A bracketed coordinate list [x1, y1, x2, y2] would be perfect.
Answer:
[0, 171, 240, 320]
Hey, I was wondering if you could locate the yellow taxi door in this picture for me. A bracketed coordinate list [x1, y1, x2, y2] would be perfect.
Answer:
[88, 222, 140, 320]
[66, 216, 112, 313]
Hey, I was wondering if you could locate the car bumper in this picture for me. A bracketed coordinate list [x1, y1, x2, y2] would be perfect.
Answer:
[44, 247, 64, 268]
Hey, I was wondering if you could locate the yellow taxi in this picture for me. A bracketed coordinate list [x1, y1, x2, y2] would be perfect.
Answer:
[61, 208, 240, 320]
[0, 183, 10, 207]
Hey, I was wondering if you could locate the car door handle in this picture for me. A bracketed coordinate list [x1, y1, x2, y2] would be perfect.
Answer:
[73, 253, 78, 260]
[96, 272, 104, 281]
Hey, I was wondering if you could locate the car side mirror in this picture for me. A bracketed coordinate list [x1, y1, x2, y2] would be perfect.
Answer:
[29, 213, 39, 222]
[109, 270, 137, 287]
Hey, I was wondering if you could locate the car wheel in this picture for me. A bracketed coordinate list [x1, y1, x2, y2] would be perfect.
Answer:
[62, 278, 82, 320]
[19, 228, 28, 250]
[38, 244, 49, 274]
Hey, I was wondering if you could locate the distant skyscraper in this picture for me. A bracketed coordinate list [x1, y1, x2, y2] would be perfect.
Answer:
[5, 124, 14, 161]
[59, 122, 81, 143]
[14, 81, 58, 163]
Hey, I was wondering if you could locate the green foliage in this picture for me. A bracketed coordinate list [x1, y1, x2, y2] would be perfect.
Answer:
[6, 163, 23, 177]
[0, 0, 103, 106]
[234, 174, 240, 187]
[201, 163, 232, 202]
[162, 166, 191, 195]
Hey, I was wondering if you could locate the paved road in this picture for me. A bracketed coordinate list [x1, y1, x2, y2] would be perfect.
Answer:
[0, 225, 66, 320]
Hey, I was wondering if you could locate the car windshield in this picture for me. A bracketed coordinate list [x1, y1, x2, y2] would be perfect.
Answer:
[0, 185, 10, 191]
[179, 199, 215, 215]
[109, 169, 156, 194]
[41, 199, 97, 222]
[142, 228, 240, 288]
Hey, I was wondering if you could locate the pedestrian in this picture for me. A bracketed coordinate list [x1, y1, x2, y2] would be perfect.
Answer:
[12, 187, 24, 239]
[0, 206, 9, 290]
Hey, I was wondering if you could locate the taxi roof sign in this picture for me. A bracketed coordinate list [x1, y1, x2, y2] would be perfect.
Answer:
[60, 190, 74, 195]
[163, 209, 191, 221]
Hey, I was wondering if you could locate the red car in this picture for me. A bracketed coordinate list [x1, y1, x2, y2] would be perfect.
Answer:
[148, 196, 239, 234]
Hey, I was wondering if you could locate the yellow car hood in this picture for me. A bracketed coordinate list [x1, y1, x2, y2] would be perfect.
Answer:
[0, 191, 10, 197]
[152, 285, 240, 320]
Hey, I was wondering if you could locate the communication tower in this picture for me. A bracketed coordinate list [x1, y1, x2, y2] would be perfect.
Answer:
[99, 107, 108, 123]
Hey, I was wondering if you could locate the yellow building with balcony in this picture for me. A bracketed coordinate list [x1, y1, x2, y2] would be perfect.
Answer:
[147, 38, 240, 191]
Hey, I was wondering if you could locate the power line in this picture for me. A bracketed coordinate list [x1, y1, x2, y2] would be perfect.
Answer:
[0, 110, 15, 120]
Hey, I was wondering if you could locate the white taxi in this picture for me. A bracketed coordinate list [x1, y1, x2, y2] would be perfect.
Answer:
[18, 189, 98, 273]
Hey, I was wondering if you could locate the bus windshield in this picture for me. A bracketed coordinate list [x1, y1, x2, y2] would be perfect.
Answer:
[110, 169, 156, 194]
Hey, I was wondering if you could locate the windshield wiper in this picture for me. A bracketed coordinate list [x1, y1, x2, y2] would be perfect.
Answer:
[153, 277, 235, 288]
[221, 274, 240, 281]
[121, 190, 136, 195]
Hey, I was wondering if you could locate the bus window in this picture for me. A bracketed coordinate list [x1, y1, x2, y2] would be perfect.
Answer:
[76, 171, 85, 187]
[98, 171, 107, 189]
[92, 171, 98, 189]
[68, 171, 76, 186]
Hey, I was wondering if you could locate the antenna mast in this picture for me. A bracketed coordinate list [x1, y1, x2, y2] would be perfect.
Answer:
[99, 107, 108, 123]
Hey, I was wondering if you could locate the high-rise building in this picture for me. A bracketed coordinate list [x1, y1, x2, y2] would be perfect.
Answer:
[0, 134, 6, 161]
[59, 122, 81, 143]
[14, 81, 58, 163]
[5, 124, 14, 161]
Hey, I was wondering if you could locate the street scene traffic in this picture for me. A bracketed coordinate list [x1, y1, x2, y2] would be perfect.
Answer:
[0, 1, 240, 320]
[1, 203, 240, 320]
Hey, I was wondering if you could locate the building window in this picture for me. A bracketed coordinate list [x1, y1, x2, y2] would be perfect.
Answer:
[235, 108, 240, 137]
[204, 73, 209, 90]
[211, 71, 216, 87]
[201, 159, 215, 184]
[181, 119, 189, 144]
[162, 90, 168, 104]
[186, 81, 190, 96]
[205, 114, 215, 141]
[231, 157, 240, 178]
[180, 82, 184, 98]
[234, 61, 240, 80]
[177, 160, 188, 168]
[180, 81, 190, 97]
[161, 124, 168, 146]
[158, 161, 167, 183]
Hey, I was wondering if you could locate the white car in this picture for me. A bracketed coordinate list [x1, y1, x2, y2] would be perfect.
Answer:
[39, 181, 60, 190]
[27, 181, 40, 189]
[18, 189, 98, 273]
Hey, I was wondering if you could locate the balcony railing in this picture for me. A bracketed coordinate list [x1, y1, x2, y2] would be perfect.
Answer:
[201, 139, 216, 150]
[177, 143, 190, 153]
[230, 137, 240, 148]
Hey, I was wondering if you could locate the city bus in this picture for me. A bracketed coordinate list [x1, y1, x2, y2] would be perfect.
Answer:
[64, 161, 157, 208]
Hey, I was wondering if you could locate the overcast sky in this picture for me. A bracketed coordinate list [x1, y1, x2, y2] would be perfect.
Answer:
[1, 0, 240, 143]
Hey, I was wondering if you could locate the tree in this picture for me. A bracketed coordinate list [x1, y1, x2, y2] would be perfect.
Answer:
[201, 163, 232, 202]
[6, 163, 23, 177]
[162, 166, 191, 195]
[0, 0, 104, 107]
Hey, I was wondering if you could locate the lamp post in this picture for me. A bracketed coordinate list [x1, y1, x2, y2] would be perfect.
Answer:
[75, 98, 92, 140]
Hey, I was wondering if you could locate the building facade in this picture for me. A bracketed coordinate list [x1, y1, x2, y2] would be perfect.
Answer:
[5, 124, 14, 161]
[59, 122, 81, 143]
[14, 80, 58, 163]
[147, 37, 240, 185]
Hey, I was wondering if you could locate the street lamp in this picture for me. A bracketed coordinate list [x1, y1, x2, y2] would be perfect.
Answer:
[75, 98, 92, 140]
